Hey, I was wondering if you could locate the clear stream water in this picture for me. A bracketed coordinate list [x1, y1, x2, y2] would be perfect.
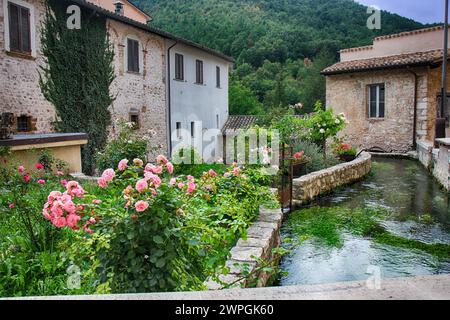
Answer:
[279, 157, 450, 286]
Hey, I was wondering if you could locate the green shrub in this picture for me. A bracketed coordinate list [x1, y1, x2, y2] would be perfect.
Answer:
[95, 121, 152, 173]
[290, 139, 340, 173]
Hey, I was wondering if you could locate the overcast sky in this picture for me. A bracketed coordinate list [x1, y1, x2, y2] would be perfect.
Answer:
[355, 0, 445, 24]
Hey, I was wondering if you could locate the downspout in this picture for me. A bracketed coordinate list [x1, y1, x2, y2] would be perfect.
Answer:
[406, 68, 418, 150]
[167, 40, 178, 157]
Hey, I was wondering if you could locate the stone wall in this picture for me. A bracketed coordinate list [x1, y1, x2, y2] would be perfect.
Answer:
[0, 0, 55, 133]
[293, 152, 372, 205]
[106, 18, 168, 156]
[206, 206, 283, 290]
[326, 68, 428, 153]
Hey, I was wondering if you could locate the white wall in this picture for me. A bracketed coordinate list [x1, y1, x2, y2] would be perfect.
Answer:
[167, 41, 230, 159]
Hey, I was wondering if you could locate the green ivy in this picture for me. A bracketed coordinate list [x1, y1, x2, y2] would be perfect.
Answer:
[39, 0, 115, 175]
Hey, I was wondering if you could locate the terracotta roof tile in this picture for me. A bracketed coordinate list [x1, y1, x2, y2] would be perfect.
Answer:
[322, 49, 447, 75]
[222, 115, 260, 134]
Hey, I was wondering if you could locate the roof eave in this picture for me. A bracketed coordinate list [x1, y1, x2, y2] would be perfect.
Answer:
[321, 61, 440, 76]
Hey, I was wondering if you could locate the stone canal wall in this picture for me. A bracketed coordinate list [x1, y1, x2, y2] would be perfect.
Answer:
[293, 152, 372, 205]
[205, 206, 283, 290]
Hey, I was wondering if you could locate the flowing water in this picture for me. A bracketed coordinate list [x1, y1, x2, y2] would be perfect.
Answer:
[280, 157, 450, 286]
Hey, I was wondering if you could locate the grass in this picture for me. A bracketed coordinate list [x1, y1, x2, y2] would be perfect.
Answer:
[286, 206, 450, 259]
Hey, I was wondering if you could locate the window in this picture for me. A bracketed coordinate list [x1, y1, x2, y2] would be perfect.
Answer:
[127, 38, 140, 73]
[196, 60, 204, 84]
[191, 122, 195, 138]
[176, 122, 182, 139]
[368, 84, 385, 118]
[16, 115, 31, 132]
[216, 66, 221, 88]
[8, 1, 31, 54]
[130, 114, 139, 129]
[175, 53, 184, 80]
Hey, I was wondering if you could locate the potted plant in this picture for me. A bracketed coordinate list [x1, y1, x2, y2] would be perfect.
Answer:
[292, 151, 310, 178]
[335, 143, 357, 162]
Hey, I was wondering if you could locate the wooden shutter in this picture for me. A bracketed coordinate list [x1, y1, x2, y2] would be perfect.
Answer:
[216, 66, 220, 88]
[175, 53, 184, 80]
[378, 84, 385, 117]
[369, 85, 377, 118]
[20, 6, 31, 53]
[8, 2, 20, 52]
[196, 60, 203, 84]
[8, 2, 31, 54]
[127, 39, 139, 72]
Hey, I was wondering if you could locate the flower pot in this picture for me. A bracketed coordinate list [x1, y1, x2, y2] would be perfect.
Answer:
[339, 154, 356, 162]
[293, 162, 307, 178]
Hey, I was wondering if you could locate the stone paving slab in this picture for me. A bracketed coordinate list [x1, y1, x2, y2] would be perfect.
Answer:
[13, 274, 450, 300]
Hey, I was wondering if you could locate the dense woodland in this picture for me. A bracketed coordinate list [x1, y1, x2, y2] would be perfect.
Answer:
[134, 0, 426, 115]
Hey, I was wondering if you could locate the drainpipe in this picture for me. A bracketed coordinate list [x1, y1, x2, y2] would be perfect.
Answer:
[167, 40, 178, 157]
[406, 69, 418, 150]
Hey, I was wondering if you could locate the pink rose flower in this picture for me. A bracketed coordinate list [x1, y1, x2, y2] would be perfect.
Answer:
[66, 214, 81, 229]
[166, 162, 174, 174]
[23, 173, 30, 183]
[18, 166, 25, 174]
[92, 199, 102, 205]
[294, 151, 304, 159]
[61, 179, 68, 187]
[38, 179, 46, 185]
[118, 159, 128, 171]
[232, 167, 241, 175]
[9, 203, 14, 209]
[208, 169, 217, 177]
[57, 171, 65, 176]
[136, 179, 148, 193]
[156, 155, 168, 165]
[187, 182, 196, 194]
[169, 178, 177, 186]
[101, 169, 115, 182]
[133, 158, 144, 167]
[177, 182, 185, 189]
[135, 200, 149, 212]
[97, 177, 108, 189]
[63, 201, 77, 215]
[36, 163, 44, 170]
[187, 175, 195, 181]
[223, 172, 231, 178]
[53, 216, 67, 228]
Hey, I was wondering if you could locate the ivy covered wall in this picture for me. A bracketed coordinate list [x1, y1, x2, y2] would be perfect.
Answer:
[40, 0, 115, 175]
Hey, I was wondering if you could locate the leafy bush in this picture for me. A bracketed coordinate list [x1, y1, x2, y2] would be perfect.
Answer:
[95, 121, 153, 173]
[290, 139, 340, 173]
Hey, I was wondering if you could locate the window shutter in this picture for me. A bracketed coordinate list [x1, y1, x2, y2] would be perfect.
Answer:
[127, 39, 139, 72]
[175, 54, 184, 80]
[379, 85, 385, 117]
[369, 85, 377, 118]
[8, 3, 20, 52]
[216, 66, 220, 88]
[20, 6, 31, 53]
[196, 60, 203, 84]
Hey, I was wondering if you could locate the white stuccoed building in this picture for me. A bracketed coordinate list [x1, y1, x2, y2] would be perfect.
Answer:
[167, 41, 233, 160]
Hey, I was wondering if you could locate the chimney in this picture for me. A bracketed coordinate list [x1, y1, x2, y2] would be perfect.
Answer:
[114, 1, 124, 15]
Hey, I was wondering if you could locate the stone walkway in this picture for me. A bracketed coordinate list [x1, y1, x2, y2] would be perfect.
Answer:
[11, 274, 450, 300]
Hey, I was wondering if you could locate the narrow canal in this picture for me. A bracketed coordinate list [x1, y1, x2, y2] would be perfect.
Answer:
[280, 157, 450, 286]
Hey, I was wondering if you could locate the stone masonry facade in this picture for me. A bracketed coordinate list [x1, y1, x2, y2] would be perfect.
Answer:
[0, 0, 55, 133]
[0, 0, 168, 156]
[106, 18, 168, 155]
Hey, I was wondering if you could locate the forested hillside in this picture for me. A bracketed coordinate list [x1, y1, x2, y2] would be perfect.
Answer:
[134, 0, 425, 114]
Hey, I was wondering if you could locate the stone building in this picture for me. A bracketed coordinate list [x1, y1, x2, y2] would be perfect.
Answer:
[322, 26, 450, 153]
[0, 0, 233, 159]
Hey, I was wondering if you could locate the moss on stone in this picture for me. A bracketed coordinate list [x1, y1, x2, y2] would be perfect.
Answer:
[286, 206, 450, 259]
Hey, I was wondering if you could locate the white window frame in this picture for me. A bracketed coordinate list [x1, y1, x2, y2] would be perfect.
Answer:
[3, 0, 36, 57]
[368, 84, 385, 118]
[124, 35, 143, 74]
